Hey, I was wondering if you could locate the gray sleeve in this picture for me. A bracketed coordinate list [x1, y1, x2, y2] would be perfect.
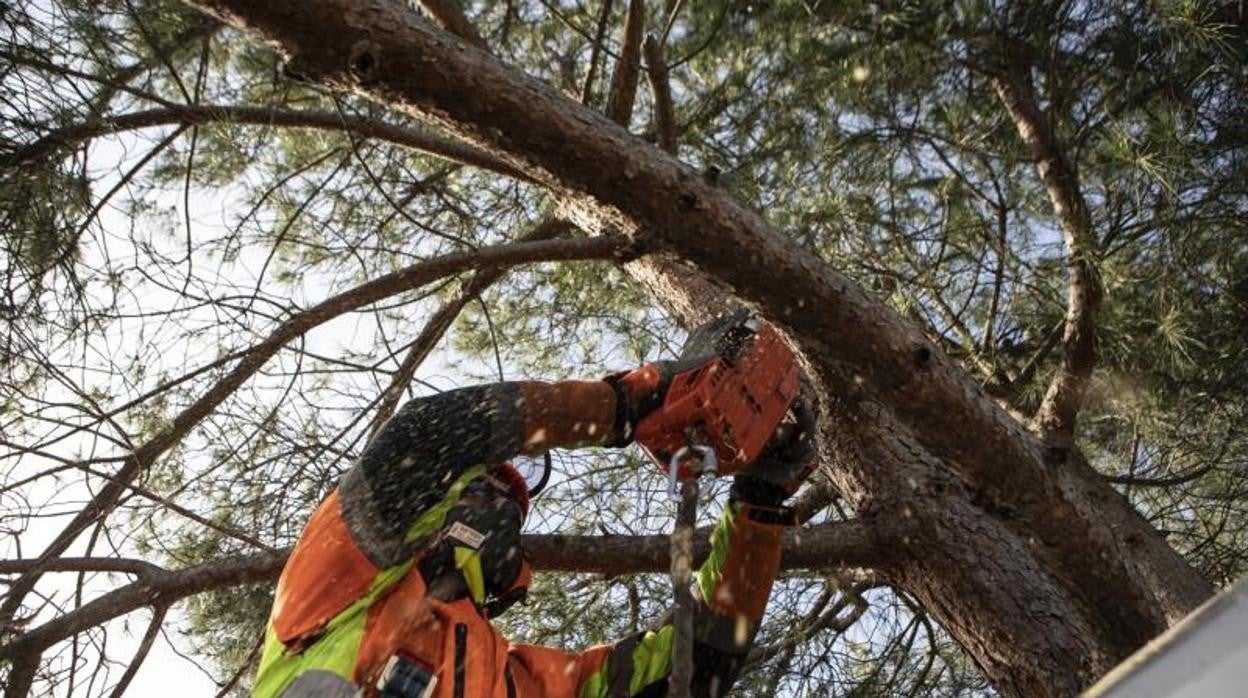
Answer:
[338, 383, 525, 567]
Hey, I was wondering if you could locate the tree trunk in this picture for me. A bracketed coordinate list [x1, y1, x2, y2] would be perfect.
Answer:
[627, 257, 1100, 694]
[173, 1, 1215, 693]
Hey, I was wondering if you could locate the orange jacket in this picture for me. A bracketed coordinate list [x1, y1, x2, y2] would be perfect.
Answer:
[254, 380, 791, 697]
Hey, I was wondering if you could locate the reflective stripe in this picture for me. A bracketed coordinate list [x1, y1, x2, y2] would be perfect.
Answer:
[578, 626, 675, 698]
[405, 465, 487, 544]
[627, 627, 674, 694]
[695, 502, 738, 604]
[454, 547, 487, 605]
[278, 669, 358, 697]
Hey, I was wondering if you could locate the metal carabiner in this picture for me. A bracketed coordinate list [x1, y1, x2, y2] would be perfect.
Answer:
[667, 444, 717, 500]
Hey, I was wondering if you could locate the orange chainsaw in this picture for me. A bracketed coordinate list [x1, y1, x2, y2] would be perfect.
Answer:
[633, 310, 802, 490]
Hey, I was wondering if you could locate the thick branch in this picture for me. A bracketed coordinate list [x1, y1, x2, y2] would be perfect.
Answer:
[990, 63, 1103, 441]
[0, 235, 627, 628]
[0, 557, 162, 577]
[604, 0, 645, 126]
[0, 549, 290, 664]
[171, 0, 1215, 674]
[177, 0, 1053, 517]
[1, 104, 528, 182]
[0, 520, 880, 662]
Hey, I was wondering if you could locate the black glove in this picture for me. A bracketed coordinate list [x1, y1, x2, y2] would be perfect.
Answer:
[732, 401, 817, 507]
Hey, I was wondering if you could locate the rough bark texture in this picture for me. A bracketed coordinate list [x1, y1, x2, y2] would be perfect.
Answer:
[625, 257, 1104, 695]
[642, 34, 676, 154]
[167, 1, 1215, 692]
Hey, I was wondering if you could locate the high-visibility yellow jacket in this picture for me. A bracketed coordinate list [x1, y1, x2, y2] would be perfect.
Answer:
[254, 380, 791, 697]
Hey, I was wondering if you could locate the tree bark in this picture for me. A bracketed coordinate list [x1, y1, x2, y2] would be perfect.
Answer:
[0, 104, 529, 181]
[412, 0, 489, 51]
[0, 522, 879, 667]
[990, 61, 1103, 442]
[624, 257, 1104, 695]
[604, 0, 645, 126]
[168, 1, 1214, 692]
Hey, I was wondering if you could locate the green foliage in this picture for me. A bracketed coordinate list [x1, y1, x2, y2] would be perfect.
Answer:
[2, 0, 1244, 695]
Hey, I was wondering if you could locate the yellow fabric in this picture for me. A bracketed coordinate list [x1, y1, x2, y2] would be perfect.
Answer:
[629, 626, 675, 693]
[404, 465, 486, 543]
[454, 546, 487, 604]
[255, 467, 485, 697]
[253, 560, 414, 697]
[696, 501, 739, 604]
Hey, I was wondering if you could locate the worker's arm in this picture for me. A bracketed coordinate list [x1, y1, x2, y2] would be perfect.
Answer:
[512, 407, 815, 697]
[262, 371, 668, 647]
[508, 495, 792, 698]
[339, 379, 620, 566]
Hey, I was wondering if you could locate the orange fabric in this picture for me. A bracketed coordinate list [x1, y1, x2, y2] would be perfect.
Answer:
[616, 364, 663, 402]
[356, 588, 506, 697]
[706, 510, 784, 621]
[350, 562, 608, 697]
[518, 381, 616, 451]
[508, 642, 613, 696]
[272, 490, 379, 647]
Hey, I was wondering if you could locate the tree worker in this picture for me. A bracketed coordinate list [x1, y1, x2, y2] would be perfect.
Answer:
[253, 361, 815, 697]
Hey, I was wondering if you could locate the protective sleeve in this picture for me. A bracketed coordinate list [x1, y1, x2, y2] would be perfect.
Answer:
[338, 380, 618, 568]
[510, 499, 792, 698]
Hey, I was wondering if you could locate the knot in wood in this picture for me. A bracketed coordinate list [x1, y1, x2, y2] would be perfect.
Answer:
[1044, 445, 1070, 466]
[913, 344, 933, 367]
[348, 39, 383, 84]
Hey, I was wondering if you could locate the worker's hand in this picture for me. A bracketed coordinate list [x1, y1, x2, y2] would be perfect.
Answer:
[603, 361, 677, 446]
[732, 401, 817, 507]
[603, 356, 707, 446]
